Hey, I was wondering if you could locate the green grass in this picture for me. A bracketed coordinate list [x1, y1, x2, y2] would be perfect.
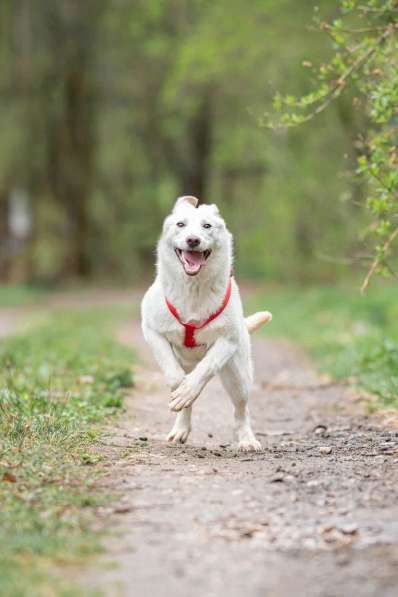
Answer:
[0, 307, 134, 596]
[248, 283, 398, 408]
[0, 284, 47, 307]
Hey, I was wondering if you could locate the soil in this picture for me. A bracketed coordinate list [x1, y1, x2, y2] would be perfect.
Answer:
[80, 318, 398, 597]
[0, 309, 25, 338]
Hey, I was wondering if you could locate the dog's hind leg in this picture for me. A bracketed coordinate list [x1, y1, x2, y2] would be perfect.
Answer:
[167, 407, 192, 444]
[219, 355, 261, 452]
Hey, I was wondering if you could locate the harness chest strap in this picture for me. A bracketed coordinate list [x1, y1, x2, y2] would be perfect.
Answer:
[165, 279, 232, 348]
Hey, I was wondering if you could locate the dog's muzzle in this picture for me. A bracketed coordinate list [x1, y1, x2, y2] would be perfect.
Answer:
[175, 248, 211, 276]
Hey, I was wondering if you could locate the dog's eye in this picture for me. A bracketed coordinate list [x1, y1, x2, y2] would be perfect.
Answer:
[176, 221, 186, 228]
[202, 223, 212, 229]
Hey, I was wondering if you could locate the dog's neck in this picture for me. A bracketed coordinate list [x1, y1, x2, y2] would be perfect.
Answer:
[158, 246, 232, 323]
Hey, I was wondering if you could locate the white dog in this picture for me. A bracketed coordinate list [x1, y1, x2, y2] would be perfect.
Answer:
[141, 196, 271, 451]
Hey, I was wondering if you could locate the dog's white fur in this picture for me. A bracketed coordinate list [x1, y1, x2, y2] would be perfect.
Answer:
[141, 196, 271, 451]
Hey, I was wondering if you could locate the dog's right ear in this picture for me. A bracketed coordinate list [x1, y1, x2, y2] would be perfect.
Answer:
[173, 196, 199, 211]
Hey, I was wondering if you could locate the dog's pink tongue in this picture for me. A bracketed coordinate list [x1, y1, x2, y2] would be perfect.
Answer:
[182, 250, 205, 274]
[183, 251, 205, 265]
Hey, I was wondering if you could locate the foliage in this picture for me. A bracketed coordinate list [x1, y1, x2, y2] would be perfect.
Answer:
[0, 284, 46, 307]
[0, 0, 370, 283]
[248, 282, 398, 407]
[267, 0, 398, 289]
[0, 307, 134, 595]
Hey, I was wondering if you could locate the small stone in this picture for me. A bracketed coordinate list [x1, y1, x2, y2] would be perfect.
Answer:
[314, 424, 328, 435]
[319, 446, 332, 455]
[138, 436, 148, 441]
[340, 523, 358, 535]
[320, 523, 335, 534]
[270, 474, 284, 483]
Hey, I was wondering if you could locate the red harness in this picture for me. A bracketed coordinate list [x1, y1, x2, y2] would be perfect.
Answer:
[165, 279, 232, 348]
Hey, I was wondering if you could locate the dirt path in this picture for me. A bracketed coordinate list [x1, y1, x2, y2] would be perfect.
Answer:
[79, 317, 398, 597]
[0, 309, 27, 338]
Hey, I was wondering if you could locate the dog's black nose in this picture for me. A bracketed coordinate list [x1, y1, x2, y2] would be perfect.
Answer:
[186, 236, 201, 249]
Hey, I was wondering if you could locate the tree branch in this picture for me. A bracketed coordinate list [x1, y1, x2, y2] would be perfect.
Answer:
[361, 224, 398, 293]
[293, 27, 392, 126]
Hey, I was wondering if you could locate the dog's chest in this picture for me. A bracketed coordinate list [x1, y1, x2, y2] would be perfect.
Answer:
[162, 316, 224, 351]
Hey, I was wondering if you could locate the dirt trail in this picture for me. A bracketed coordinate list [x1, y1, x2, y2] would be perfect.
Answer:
[1, 294, 397, 596]
[0, 309, 27, 338]
[80, 317, 398, 597]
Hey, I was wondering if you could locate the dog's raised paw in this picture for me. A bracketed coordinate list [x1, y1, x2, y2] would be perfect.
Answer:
[166, 373, 185, 392]
[169, 379, 198, 412]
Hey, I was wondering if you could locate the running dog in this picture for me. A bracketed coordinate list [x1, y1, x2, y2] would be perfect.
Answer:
[141, 195, 271, 451]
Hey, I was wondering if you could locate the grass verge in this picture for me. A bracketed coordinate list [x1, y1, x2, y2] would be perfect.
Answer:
[0, 284, 47, 307]
[0, 307, 134, 596]
[248, 283, 398, 409]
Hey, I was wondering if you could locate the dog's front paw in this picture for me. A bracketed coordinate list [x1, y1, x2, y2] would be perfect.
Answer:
[165, 372, 185, 392]
[169, 377, 200, 412]
[238, 434, 262, 452]
[167, 424, 191, 444]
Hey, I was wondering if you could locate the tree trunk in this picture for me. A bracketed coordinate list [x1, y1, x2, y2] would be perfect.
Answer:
[0, 189, 10, 280]
[180, 92, 213, 199]
[46, 2, 99, 278]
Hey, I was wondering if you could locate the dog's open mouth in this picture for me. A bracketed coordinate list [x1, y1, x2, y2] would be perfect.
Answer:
[175, 248, 211, 276]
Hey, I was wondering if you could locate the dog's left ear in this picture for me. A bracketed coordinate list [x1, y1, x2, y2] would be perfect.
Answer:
[173, 196, 199, 211]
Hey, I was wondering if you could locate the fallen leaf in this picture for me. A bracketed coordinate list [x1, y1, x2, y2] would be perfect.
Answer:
[2, 471, 17, 483]
[114, 505, 133, 514]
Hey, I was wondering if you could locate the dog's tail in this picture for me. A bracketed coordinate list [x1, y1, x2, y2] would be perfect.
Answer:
[245, 311, 272, 334]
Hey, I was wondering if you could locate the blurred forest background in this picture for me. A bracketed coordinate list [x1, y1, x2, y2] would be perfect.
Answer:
[0, 0, 376, 284]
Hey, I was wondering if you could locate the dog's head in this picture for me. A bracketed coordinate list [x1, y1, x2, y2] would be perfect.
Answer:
[159, 196, 232, 277]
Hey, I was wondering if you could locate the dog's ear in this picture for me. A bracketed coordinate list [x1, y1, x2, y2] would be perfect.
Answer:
[173, 195, 199, 211]
[208, 203, 220, 215]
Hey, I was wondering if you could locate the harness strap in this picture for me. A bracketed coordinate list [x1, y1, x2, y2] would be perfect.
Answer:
[165, 279, 232, 348]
